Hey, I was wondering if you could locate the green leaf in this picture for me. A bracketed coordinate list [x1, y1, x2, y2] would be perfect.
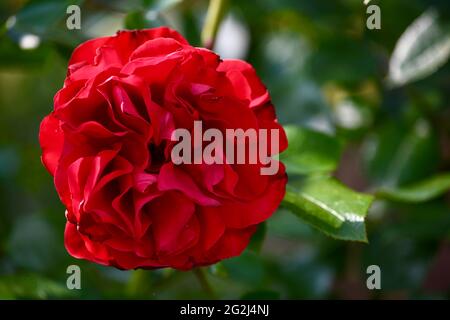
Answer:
[281, 125, 342, 175]
[282, 177, 373, 242]
[388, 8, 450, 87]
[376, 173, 450, 203]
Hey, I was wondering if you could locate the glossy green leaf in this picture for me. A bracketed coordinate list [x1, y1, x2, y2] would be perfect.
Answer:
[388, 8, 450, 87]
[281, 125, 342, 175]
[282, 177, 373, 242]
[376, 173, 450, 203]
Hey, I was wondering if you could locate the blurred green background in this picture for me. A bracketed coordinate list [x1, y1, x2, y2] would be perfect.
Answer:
[1, 0, 450, 299]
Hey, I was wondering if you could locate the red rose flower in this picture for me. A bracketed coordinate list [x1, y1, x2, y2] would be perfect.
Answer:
[39, 27, 287, 270]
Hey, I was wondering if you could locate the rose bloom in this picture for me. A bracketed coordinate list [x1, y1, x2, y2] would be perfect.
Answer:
[39, 27, 287, 270]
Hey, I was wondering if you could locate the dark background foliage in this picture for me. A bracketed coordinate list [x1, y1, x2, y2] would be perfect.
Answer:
[0, 0, 449, 299]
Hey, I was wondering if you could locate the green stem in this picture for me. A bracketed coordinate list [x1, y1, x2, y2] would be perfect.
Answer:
[193, 268, 216, 298]
[201, 0, 227, 49]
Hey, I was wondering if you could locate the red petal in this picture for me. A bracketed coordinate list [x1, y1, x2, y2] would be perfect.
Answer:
[39, 115, 64, 175]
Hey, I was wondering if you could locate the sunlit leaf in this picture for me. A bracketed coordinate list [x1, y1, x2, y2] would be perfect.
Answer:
[388, 8, 450, 87]
[282, 177, 373, 242]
